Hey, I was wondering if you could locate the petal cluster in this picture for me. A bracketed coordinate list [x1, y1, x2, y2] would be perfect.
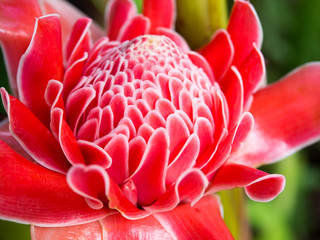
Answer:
[1, 0, 320, 239]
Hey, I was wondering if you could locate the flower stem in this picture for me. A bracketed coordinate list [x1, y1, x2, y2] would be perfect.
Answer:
[219, 188, 251, 240]
[175, 0, 228, 49]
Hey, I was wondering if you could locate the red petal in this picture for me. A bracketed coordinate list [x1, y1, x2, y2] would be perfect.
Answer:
[67, 165, 111, 210]
[210, 163, 285, 202]
[177, 169, 209, 205]
[142, 87, 161, 110]
[68, 165, 150, 220]
[232, 63, 320, 166]
[0, 0, 41, 95]
[31, 221, 103, 240]
[0, 140, 109, 226]
[45, 80, 65, 110]
[166, 114, 190, 162]
[153, 195, 234, 240]
[220, 66, 244, 128]
[155, 99, 176, 120]
[100, 214, 173, 239]
[107, 177, 151, 220]
[18, 15, 63, 127]
[104, 134, 129, 184]
[187, 51, 215, 83]
[118, 117, 137, 140]
[105, 0, 137, 40]
[155, 27, 190, 52]
[145, 169, 208, 213]
[144, 110, 166, 129]
[77, 119, 99, 141]
[239, 45, 266, 110]
[110, 93, 127, 127]
[131, 128, 169, 206]
[78, 140, 112, 168]
[231, 112, 254, 151]
[199, 30, 234, 81]
[194, 117, 214, 168]
[65, 87, 96, 132]
[50, 108, 86, 165]
[128, 136, 146, 176]
[0, 121, 32, 161]
[66, 18, 91, 66]
[202, 113, 252, 175]
[227, 0, 262, 65]
[168, 77, 183, 108]
[42, 0, 104, 43]
[118, 15, 150, 42]
[99, 106, 114, 137]
[121, 180, 138, 206]
[166, 134, 200, 185]
[62, 52, 88, 100]
[137, 123, 154, 142]
[1, 89, 70, 173]
[142, 0, 176, 32]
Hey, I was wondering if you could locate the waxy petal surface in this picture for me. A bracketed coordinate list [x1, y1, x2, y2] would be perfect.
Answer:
[18, 15, 63, 127]
[118, 15, 150, 42]
[210, 163, 285, 202]
[131, 128, 169, 206]
[106, 0, 137, 40]
[1, 89, 70, 173]
[153, 195, 234, 240]
[0, 140, 109, 226]
[0, 122, 32, 161]
[66, 18, 91, 66]
[145, 169, 208, 213]
[0, 0, 41, 95]
[41, 0, 104, 43]
[227, 0, 262, 65]
[100, 214, 173, 239]
[79, 140, 111, 168]
[199, 30, 234, 81]
[142, 0, 175, 32]
[220, 66, 244, 128]
[104, 134, 129, 184]
[50, 108, 86, 165]
[31, 221, 103, 240]
[67, 164, 110, 210]
[232, 63, 320, 166]
[155, 27, 190, 52]
[238, 45, 265, 109]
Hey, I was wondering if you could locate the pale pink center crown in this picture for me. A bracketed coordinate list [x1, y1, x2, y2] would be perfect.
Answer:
[65, 35, 229, 208]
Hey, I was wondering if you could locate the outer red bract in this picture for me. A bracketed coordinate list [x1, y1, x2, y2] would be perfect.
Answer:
[0, 0, 320, 239]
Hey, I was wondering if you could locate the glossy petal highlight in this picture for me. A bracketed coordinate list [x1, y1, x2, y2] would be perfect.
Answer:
[232, 63, 320, 166]
[17, 15, 63, 127]
[154, 195, 234, 240]
[0, 0, 41, 95]
[0, 140, 109, 226]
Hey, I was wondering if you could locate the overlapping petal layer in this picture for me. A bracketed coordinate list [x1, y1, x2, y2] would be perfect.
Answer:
[0, 0, 41, 95]
[0, 0, 320, 239]
[231, 63, 320, 166]
[32, 195, 232, 240]
[0, 140, 110, 226]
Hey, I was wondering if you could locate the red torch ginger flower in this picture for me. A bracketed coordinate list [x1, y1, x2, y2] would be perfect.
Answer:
[1, 0, 320, 239]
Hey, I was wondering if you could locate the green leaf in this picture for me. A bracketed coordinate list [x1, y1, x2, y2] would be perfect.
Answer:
[248, 153, 307, 240]
[0, 220, 30, 240]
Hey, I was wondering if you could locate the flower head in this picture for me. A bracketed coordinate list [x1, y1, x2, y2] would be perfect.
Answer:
[1, 0, 320, 239]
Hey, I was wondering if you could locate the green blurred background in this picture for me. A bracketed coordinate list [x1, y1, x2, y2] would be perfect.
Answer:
[0, 0, 319, 239]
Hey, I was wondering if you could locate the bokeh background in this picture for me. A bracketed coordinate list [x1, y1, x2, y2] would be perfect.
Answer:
[0, 0, 319, 239]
